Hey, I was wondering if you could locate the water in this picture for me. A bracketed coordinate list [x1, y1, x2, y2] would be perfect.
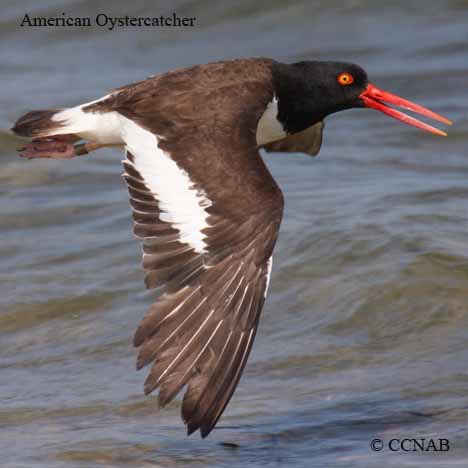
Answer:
[1, 1, 468, 466]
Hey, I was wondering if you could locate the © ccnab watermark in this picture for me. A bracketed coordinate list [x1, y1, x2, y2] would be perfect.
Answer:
[370, 438, 450, 452]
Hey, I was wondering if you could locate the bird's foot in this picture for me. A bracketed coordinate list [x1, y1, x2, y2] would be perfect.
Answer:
[18, 138, 124, 160]
[18, 136, 79, 160]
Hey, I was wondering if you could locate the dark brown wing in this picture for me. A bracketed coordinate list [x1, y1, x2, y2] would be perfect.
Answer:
[112, 59, 284, 437]
[261, 121, 324, 157]
[123, 146, 282, 438]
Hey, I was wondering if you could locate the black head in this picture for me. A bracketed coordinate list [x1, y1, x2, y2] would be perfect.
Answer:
[272, 60, 451, 136]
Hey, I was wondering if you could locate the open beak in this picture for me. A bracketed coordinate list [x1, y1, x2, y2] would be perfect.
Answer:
[359, 84, 452, 136]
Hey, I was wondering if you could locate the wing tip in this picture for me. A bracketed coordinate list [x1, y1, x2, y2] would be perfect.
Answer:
[144, 382, 155, 396]
[200, 425, 214, 438]
[136, 356, 145, 371]
[186, 424, 197, 436]
[184, 423, 214, 438]
[133, 329, 145, 348]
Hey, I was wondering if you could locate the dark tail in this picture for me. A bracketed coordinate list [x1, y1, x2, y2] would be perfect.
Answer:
[12, 109, 63, 138]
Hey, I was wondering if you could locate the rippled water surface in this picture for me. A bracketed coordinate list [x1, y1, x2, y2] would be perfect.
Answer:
[1, 1, 468, 467]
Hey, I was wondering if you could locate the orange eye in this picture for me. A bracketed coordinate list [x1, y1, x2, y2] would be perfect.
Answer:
[337, 72, 354, 86]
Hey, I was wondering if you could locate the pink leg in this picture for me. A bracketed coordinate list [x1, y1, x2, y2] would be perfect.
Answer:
[18, 136, 78, 160]
[18, 137, 124, 160]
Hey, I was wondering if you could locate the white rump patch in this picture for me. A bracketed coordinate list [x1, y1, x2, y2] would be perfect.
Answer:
[52, 93, 125, 144]
[265, 256, 273, 298]
[256, 97, 287, 146]
[121, 119, 212, 254]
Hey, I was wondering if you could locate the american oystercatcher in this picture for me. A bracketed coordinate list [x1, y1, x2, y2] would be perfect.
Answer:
[12, 58, 451, 438]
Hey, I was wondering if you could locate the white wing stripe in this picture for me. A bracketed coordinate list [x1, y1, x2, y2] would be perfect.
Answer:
[265, 256, 273, 298]
[121, 118, 212, 254]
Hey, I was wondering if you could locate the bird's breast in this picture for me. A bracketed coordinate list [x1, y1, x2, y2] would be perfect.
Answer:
[255, 96, 287, 146]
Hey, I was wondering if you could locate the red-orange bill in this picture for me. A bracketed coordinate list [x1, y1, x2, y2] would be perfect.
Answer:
[360, 84, 452, 136]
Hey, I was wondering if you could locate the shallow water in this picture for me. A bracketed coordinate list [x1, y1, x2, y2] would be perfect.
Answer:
[1, 1, 468, 467]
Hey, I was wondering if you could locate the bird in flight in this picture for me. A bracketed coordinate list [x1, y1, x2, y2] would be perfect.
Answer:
[12, 58, 451, 438]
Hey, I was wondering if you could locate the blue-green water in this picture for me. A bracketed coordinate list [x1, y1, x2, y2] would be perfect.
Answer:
[1, 1, 468, 467]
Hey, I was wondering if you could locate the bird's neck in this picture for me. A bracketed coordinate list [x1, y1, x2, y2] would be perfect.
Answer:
[270, 62, 328, 135]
